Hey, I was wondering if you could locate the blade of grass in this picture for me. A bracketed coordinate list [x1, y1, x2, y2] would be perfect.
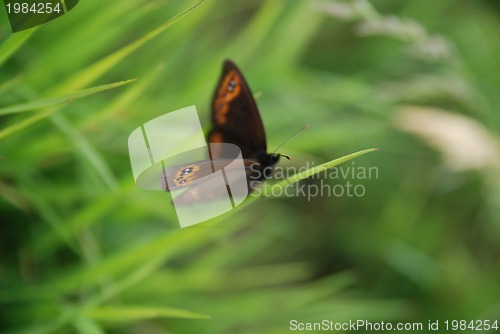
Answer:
[0, 79, 135, 139]
[73, 317, 106, 334]
[0, 28, 36, 67]
[0, 79, 136, 116]
[31, 182, 136, 258]
[41, 0, 205, 194]
[0, 179, 32, 213]
[19, 183, 81, 256]
[47, 229, 213, 294]
[84, 305, 211, 322]
[80, 63, 164, 131]
[260, 1, 323, 71]
[0, 227, 224, 302]
[17, 251, 204, 333]
[1, 1, 206, 197]
[51, 0, 206, 93]
[0, 0, 206, 139]
[50, 113, 119, 190]
[0, 75, 23, 95]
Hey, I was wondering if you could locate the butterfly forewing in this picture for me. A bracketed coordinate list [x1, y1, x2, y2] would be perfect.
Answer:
[210, 60, 267, 159]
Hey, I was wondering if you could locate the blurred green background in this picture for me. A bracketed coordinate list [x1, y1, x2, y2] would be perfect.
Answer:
[1, 0, 499, 333]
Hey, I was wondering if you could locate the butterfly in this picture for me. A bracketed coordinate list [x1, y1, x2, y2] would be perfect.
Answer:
[209, 60, 282, 178]
[161, 60, 283, 202]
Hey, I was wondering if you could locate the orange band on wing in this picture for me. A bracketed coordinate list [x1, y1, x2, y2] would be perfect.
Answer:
[208, 131, 224, 159]
[209, 132, 224, 143]
[214, 70, 241, 125]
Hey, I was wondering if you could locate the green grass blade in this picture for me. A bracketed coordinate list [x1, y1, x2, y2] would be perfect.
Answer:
[0, 229, 218, 303]
[0, 29, 36, 67]
[73, 317, 106, 334]
[0, 79, 136, 116]
[0, 75, 23, 95]
[50, 113, 119, 190]
[84, 305, 211, 322]
[53, 0, 206, 93]
[0, 79, 135, 139]
[13, 252, 172, 334]
[0, 0, 205, 139]
[19, 183, 81, 255]
[80, 63, 164, 130]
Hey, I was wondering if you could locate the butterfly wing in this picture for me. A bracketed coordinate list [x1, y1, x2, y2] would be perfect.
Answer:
[161, 159, 260, 191]
[161, 160, 215, 191]
[165, 159, 260, 205]
[209, 60, 267, 160]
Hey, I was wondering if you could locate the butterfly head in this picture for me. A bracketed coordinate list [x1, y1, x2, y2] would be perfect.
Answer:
[266, 153, 281, 166]
[253, 152, 288, 179]
[259, 151, 287, 166]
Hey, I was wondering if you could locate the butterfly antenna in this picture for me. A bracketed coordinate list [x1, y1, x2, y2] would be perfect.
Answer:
[272, 124, 309, 154]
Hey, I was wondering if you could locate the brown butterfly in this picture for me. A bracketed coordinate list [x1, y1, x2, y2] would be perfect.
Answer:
[209, 60, 282, 179]
[161, 60, 284, 201]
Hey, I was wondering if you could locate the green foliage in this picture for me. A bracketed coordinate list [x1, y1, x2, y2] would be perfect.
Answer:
[1, 0, 499, 333]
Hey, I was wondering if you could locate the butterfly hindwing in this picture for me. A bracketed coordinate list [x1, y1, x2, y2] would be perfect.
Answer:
[161, 159, 260, 191]
[161, 161, 214, 191]
[166, 159, 260, 205]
